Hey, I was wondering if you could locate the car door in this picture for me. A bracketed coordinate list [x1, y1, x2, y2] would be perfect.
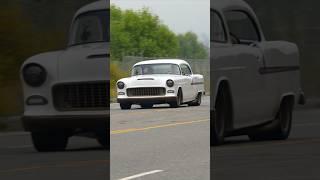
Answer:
[223, 10, 269, 127]
[180, 64, 194, 102]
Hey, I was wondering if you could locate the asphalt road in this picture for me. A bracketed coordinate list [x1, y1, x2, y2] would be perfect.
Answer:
[0, 133, 108, 180]
[2, 96, 320, 180]
[111, 96, 210, 180]
[212, 103, 320, 180]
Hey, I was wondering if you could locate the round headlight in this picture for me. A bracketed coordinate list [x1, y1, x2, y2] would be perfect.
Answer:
[22, 63, 47, 87]
[117, 81, 125, 89]
[166, 79, 174, 87]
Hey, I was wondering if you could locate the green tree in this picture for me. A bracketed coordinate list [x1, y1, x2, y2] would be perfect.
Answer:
[111, 5, 179, 61]
[177, 32, 208, 59]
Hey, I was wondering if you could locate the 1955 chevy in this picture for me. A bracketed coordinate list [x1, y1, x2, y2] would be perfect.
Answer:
[20, 1, 109, 151]
[117, 59, 205, 109]
[211, 0, 305, 145]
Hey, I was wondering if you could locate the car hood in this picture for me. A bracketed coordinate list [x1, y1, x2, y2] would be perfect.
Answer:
[57, 42, 109, 83]
[119, 74, 182, 87]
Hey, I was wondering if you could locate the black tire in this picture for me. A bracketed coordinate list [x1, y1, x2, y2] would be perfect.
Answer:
[211, 88, 230, 146]
[141, 103, 153, 109]
[31, 130, 68, 152]
[170, 89, 182, 108]
[249, 99, 293, 141]
[96, 131, 109, 150]
[189, 93, 202, 106]
[120, 103, 131, 110]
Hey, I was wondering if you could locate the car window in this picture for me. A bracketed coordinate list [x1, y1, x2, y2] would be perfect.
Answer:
[180, 64, 192, 75]
[211, 10, 226, 42]
[70, 10, 109, 46]
[224, 11, 260, 43]
[132, 64, 181, 76]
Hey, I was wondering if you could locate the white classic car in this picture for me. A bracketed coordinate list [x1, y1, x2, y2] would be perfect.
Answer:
[20, 1, 109, 151]
[211, 0, 305, 145]
[117, 59, 205, 109]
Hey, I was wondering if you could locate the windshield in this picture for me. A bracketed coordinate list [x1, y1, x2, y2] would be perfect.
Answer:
[69, 10, 109, 46]
[132, 64, 181, 76]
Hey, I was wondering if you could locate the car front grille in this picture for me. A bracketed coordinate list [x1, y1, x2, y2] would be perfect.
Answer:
[53, 81, 109, 111]
[127, 87, 166, 97]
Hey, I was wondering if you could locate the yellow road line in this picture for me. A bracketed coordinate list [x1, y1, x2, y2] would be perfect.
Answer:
[111, 119, 209, 135]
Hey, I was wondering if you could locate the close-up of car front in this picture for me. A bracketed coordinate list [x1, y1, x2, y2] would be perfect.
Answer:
[20, 0, 110, 152]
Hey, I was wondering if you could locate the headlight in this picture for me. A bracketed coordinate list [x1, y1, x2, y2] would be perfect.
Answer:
[166, 79, 174, 87]
[22, 63, 47, 87]
[117, 81, 125, 89]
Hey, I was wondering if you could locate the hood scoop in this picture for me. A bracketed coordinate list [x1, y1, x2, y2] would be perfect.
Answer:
[137, 78, 154, 80]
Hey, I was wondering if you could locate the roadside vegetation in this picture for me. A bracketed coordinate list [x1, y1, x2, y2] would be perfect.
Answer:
[110, 5, 208, 61]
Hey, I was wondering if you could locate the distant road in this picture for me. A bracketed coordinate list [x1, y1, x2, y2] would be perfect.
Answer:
[111, 96, 210, 180]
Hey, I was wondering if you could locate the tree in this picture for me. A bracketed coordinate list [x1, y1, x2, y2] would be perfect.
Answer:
[177, 32, 208, 59]
[111, 5, 179, 61]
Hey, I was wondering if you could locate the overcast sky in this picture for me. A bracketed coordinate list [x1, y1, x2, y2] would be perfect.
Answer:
[111, 0, 210, 44]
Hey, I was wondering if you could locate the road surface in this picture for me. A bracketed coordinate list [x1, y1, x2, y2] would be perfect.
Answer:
[111, 96, 210, 180]
[0, 133, 108, 180]
[2, 97, 320, 180]
[212, 102, 320, 180]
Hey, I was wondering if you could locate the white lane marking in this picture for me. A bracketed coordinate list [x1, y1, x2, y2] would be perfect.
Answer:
[118, 170, 164, 180]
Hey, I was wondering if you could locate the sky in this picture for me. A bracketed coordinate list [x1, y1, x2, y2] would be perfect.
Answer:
[111, 0, 210, 45]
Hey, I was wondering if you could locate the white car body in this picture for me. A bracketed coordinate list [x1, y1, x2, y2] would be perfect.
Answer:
[211, 0, 305, 145]
[117, 59, 205, 109]
[20, 1, 109, 151]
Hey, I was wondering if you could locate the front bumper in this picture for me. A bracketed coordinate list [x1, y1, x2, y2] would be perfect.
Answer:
[22, 114, 109, 131]
[117, 96, 177, 105]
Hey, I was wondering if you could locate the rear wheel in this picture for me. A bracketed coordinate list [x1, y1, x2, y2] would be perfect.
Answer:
[96, 131, 108, 150]
[188, 93, 202, 106]
[170, 89, 182, 108]
[211, 89, 230, 146]
[31, 130, 69, 152]
[120, 103, 132, 110]
[249, 98, 293, 141]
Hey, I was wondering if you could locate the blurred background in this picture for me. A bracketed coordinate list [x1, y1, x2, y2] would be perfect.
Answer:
[246, 0, 320, 99]
[0, 0, 96, 130]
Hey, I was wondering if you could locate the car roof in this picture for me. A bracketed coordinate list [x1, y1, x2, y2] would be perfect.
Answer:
[211, 0, 265, 41]
[74, 0, 109, 17]
[212, 0, 252, 12]
[134, 59, 189, 66]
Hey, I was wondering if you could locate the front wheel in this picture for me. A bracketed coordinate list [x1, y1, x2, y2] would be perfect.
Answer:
[120, 103, 132, 110]
[211, 89, 229, 146]
[31, 130, 69, 152]
[170, 89, 182, 108]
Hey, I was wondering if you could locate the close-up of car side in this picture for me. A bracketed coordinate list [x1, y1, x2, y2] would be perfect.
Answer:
[211, 0, 305, 146]
[20, 0, 110, 152]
